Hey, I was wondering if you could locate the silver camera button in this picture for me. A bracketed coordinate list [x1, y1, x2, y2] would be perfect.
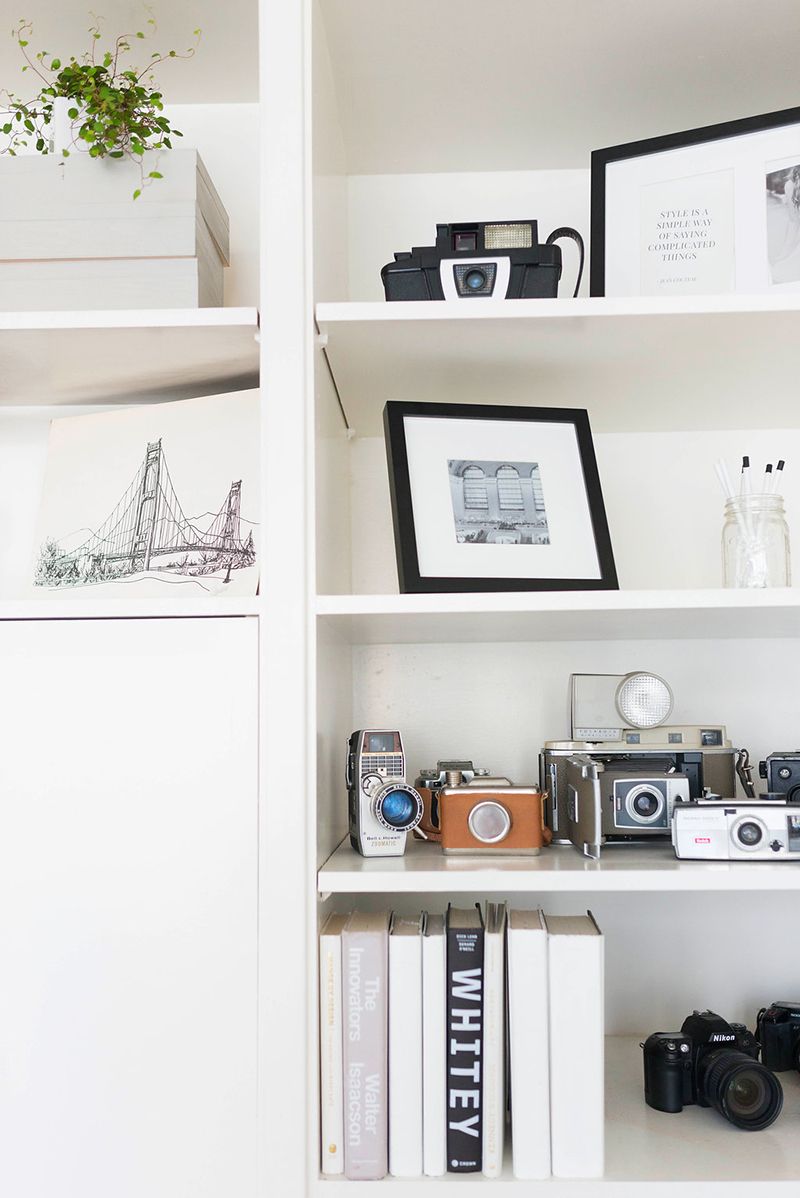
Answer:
[468, 801, 512, 844]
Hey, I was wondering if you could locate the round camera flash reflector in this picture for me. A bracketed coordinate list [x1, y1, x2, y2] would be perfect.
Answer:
[616, 672, 673, 729]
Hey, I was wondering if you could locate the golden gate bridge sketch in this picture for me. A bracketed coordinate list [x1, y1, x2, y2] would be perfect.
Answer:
[35, 438, 256, 589]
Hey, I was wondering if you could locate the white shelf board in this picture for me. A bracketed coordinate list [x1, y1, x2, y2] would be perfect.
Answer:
[316, 589, 800, 644]
[0, 597, 261, 621]
[319, 0, 800, 174]
[315, 1036, 800, 1193]
[0, 308, 259, 406]
[318, 837, 800, 895]
[316, 296, 800, 435]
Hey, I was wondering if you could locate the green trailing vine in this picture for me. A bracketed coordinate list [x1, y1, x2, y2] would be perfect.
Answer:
[1, 12, 200, 197]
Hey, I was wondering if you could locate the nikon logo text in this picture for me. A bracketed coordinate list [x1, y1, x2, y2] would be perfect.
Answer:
[710, 1034, 736, 1041]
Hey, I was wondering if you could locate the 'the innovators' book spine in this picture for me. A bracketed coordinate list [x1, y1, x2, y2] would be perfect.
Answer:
[445, 909, 484, 1173]
[343, 913, 389, 1180]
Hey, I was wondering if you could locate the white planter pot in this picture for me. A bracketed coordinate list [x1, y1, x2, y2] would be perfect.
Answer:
[50, 96, 88, 156]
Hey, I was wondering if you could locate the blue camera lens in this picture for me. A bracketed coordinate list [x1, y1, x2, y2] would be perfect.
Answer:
[380, 789, 417, 829]
[465, 268, 487, 291]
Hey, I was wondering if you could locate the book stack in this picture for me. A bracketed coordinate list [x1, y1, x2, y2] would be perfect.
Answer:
[319, 903, 604, 1180]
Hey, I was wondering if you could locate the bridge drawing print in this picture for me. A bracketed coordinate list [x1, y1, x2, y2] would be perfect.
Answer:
[32, 389, 260, 597]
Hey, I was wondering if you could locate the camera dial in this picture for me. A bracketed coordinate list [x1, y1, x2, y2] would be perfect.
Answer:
[732, 815, 767, 850]
[468, 800, 512, 844]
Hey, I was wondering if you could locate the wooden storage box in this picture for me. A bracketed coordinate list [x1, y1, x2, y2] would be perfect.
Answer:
[0, 148, 229, 310]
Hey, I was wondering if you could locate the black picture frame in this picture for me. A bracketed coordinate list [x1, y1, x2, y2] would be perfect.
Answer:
[383, 401, 618, 594]
[590, 103, 800, 297]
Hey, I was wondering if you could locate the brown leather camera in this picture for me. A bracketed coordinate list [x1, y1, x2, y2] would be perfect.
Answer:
[415, 762, 551, 855]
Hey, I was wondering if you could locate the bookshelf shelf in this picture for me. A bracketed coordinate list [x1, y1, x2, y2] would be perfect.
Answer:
[315, 296, 800, 436]
[0, 308, 259, 407]
[0, 597, 261, 621]
[317, 838, 800, 896]
[314, 1035, 800, 1192]
[316, 588, 800, 644]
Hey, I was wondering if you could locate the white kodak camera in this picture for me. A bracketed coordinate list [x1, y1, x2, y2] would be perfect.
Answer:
[672, 800, 800, 861]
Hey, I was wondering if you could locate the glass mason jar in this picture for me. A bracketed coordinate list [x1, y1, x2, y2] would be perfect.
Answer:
[722, 495, 791, 588]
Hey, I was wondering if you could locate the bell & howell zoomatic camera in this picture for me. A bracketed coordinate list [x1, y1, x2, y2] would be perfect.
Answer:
[381, 220, 584, 302]
[540, 672, 741, 856]
[642, 1010, 783, 1131]
[347, 729, 423, 858]
[414, 760, 549, 855]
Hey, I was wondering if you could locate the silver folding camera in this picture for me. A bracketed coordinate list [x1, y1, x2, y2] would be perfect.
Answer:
[564, 754, 692, 858]
[346, 729, 423, 858]
[672, 799, 800, 861]
[541, 672, 736, 846]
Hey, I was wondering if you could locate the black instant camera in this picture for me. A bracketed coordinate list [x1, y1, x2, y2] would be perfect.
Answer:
[381, 220, 584, 302]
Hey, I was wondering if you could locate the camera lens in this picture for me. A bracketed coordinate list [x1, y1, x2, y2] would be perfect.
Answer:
[736, 820, 764, 848]
[468, 801, 512, 844]
[464, 268, 487, 291]
[375, 785, 423, 831]
[633, 790, 660, 818]
[702, 1051, 783, 1130]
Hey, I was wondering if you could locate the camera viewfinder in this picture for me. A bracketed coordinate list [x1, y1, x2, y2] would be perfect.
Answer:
[453, 230, 477, 252]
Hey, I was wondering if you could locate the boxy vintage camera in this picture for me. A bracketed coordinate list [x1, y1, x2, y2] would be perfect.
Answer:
[757, 1002, 800, 1072]
[347, 729, 423, 858]
[541, 672, 737, 851]
[414, 760, 548, 855]
[563, 755, 691, 858]
[759, 752, 800, 801]
[672, 799, 800, 861]
[381, 220, 584, 302]
[642, 1010, 783, 1131]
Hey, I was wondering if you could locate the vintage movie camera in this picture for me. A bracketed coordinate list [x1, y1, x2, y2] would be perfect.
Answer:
[381, 220, 584, 302]
[347, 729, 423, 858]
[642, 1010, 783, 1131]
[757, 1002, 800, 1072]
[414, 760, 549, 855]
[671, 798, 800, 861]
[540, 672, 740, 856]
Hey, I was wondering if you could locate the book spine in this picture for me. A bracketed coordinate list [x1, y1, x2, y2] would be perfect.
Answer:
[319, 928, 344, 1174]
[482, 923, 505, 1178]
[422, 931, 446, 1176]
[508, 924, 550, 1179]
[446, 923, 484, 1172]
[343, 927, 388, 1179]
[388, 931, 423, 1176]
[549, 934, 604, 1178]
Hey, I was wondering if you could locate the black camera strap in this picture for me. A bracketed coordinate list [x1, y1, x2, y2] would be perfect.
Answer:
[545, 226, 585, 298]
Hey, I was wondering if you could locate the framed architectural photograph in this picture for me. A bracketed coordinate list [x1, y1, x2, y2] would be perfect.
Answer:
[591, 104, 800, 297]
[383, 401, 617, 594]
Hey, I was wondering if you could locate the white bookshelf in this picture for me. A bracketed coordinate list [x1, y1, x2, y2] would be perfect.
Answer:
[0, 308, 259, 407]
[0, 597, 261, 621]
[315, 1037, 800, 1194]
[318, 837, 800, 895]
[316, 296, 800, 435]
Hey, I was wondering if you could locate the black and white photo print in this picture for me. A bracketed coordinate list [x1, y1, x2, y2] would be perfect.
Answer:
[766, 161, 800, 284]
[447, 459, 550, 545]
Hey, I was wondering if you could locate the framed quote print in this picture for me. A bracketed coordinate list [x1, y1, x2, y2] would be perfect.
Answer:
[590, 104, 800, 298]
[383, 401, 618, 594]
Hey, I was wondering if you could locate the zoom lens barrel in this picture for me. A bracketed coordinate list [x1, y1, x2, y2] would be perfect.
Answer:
[701, 1050, 783, 1130]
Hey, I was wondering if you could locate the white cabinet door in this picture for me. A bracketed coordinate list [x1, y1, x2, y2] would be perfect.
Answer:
[0, 617, 258, 1198]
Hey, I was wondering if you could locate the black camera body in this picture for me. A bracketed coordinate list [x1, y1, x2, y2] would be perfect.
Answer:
[381, 220, 582, 302]
[757, 1002, 800, 1071]
[642, 1010, 782, 1130]
[759, 752, 800, 802]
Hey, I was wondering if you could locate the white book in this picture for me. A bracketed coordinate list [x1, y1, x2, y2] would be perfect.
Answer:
[507, 909, 550, 1179]
[388, 913, 424, 1177]
[421, 913, 446, 1177]
[319, 912, 348, 1175]
[482, 902, 507, 1178]
[342, 911, 390, 1180]
[545, 913, 604, 1179]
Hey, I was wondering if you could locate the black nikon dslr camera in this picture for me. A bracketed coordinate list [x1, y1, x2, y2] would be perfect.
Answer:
[757, 1002, 800, 1071]
[381, 220, 584, 302]
[642, 1009, 783, 1130]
